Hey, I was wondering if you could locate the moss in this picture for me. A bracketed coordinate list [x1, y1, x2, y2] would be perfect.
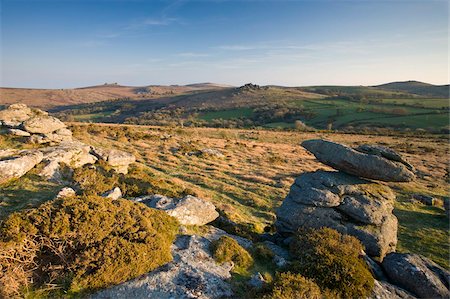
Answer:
[263, 272, 322, 299]
[0, 195, 179, 297]
[289, 227, 374, 299]
[253, 243, 275, 263]
[210, 236, 254, 272]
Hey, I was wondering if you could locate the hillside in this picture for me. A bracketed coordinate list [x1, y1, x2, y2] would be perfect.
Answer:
[0, 83, 230, 109]
[51, 83, 449, 133]
[374, 81, 450, 98]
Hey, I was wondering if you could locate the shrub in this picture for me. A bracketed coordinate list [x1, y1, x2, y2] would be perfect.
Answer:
[253, 243, 275, 263]
[289, 227, 374, 298]
[0, 195, 179, 297]
[263, 272, 322, 299]
[210, 236, 253, 271]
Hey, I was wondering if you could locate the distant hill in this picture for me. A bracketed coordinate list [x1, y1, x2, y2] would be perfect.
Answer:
[0, 83, 231, 109]
[373, 81, 449, 98]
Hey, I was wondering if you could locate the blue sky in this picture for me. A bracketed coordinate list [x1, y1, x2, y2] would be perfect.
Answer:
[1, 0, 448, 88]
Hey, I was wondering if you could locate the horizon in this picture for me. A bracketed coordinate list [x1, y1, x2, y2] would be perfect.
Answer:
[1, 0, 448, 89]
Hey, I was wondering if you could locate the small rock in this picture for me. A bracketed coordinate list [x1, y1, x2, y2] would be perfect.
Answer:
[55, 187, 76, 199]
[102, 187, 122, 200]
[0, 150, 43, 184]
[92, 147, 135, 174]
[443, 198, 450, 218]
[382, 253, 449, 298]
[7, 128, 31, 137]
[137, 195, 219, 226]
[412, 194, 436, 206]
[248, 272, 266, 290]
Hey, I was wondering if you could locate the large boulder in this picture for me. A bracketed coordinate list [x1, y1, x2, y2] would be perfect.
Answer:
[382, 253, 450, 298]
[136, 195, 219, 226]
[22, 115, 66, 134]
[92, 235, 234, 299]
[301, 139, 415, 182]
[0, 150, 43, 184]
[92, 147, 135, 174]
[275, 171, 397, 260]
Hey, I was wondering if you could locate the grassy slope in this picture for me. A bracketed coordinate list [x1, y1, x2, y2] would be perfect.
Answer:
[1, 124, 448, 268]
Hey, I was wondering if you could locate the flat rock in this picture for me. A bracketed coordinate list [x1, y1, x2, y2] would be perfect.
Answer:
[0, 103, 34, 124]
[301, 139, 415, 182]
[92, 147, 135, 174]
[382, 253, 449, 298]
[0, 150, 43, 184]
[137, 195, 219, 226]
[275, 171, 397, 260]
[92, 235, 234, 299]
[23, 115, 66, 134]
[55, 187, 76, 199]
[7, 128, 31, 137]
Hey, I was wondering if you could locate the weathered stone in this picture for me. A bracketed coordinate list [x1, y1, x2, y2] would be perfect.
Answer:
[443, 198, 450, 218]
[370, 280, 416, 299]
[275, 171, 397, 260]
[356, 144, 415, 172]
[102, 187, 122, 200]
[7, 128, 31, 137]
[248, 272, 266, 290]
[0, 150, 43, 184]
[23, 116, 66, 134]
[92, 147, 135, 174]
[39, 142, 97, 180]
[92, 235, 234, 299]
[55, 187, 76, 199]
[0, 103, 34, 124]
[412, 194, 436, 206]
[382, 253, 449, 298]
[137, 195, 219, 226]
[301, 139, 415, 182]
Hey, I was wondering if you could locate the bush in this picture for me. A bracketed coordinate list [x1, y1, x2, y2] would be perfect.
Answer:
[253, 243, 275, 262]
[0, 195, 179, 297]
[210, 236, 253, 271]
[263, 272, 322, 299]
[289, 227, 374, 298]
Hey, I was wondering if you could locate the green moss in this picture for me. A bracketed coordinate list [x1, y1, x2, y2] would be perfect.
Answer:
[210, 236, 254, 272]
[289, 228, 374, 299]
[252, 243, 275, 263]
[0, 195, 179, 297]
[263, 272, 322, 299]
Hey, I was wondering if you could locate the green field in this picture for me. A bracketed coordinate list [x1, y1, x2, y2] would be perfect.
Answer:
[380, 98, 449, 109]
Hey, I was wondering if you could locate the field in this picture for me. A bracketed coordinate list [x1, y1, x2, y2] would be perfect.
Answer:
[1, 124, 448, 268]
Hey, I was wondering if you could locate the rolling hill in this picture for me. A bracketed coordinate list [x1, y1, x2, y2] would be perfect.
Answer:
[374, 81, 449, 98]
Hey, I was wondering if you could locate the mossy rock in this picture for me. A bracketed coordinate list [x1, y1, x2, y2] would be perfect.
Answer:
[263, 272, 322, 299]
[210, 236, 254, 271]
[289, 227, 374, 298]
[0, 195, 179, 297]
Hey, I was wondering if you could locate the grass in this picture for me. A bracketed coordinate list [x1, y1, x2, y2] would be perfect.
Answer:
[394, 196, 449, 268]
[380, 98, 449, 109]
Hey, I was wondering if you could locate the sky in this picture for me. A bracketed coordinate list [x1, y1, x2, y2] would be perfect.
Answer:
[0, 0, 448, 88]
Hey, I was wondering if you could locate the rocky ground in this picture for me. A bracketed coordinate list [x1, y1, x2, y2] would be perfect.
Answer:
[0, 104, 448, 298]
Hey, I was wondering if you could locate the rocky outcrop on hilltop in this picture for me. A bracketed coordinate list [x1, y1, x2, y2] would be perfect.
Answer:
[0, 104, 135, 183]
[275, 139, 407, 261]
[276, 170, 398, 259]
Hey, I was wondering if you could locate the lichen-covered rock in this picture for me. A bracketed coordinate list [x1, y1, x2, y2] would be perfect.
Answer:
[275, 171, 397, 260]
[55, 187, 76, 199]
[22, 115, 66, 134]
[0, 103, 34, 125]
[370, 280, 415, 299]
[301, 139, 415, 182]
[382, 253, 450, 298]
[39, 142, 97, 180]
[102, 187, 122, 200]
[92, 235, 234, 299]
[0, 150, 43, 184]
[137, 195, 219, 226]
[7, 128, 31, 137]
[92, 147, 135, 174]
